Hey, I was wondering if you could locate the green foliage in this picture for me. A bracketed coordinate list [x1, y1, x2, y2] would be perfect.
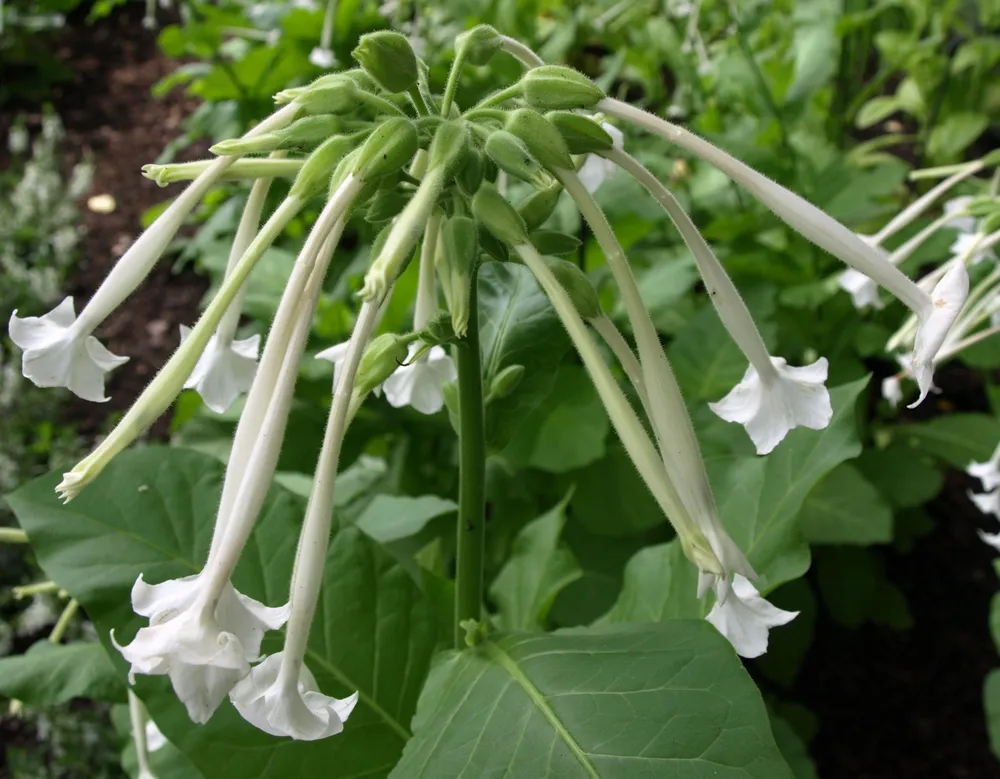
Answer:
[0, 641, 126, 706]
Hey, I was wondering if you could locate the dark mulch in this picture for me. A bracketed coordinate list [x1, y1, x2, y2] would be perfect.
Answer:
[25, 4, 209, 437]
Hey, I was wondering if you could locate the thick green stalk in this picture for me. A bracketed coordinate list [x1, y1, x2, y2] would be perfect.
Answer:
[454, 266, 486, 648]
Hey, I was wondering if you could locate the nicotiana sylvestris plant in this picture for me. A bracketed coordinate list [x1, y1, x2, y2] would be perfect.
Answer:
[1, 22, 972, 775]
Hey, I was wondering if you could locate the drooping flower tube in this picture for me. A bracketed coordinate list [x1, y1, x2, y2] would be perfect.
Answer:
[179, 168, 277, 414]
[609, 147, 832, 454]
[128, 690, 159, 779]
[230, 298, 384, 740]
[8, 103, 299, 403]
[114, 208, 346, 724]
[598, 97, 970, 406]
[55, 152, 367, 502]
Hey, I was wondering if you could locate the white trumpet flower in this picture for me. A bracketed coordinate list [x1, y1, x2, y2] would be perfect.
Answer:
[578, 123, 624, 194]
[706, 575, 798, 659]
[968, 442, 1000, 491]
[709, 357, 832, 456]
[230, 653, 359, 740]
[910, 262, 969, 406]
[838, 268, 883, 311]
[382, 343, 456, 414]
[180, 328, 260, 414]
[969, 489, 1000, 519]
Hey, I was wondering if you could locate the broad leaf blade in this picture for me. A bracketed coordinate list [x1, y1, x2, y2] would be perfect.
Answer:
[7, 447, 439, 779]
[0, 641, 126, 705]
[390, 622, 794, 778]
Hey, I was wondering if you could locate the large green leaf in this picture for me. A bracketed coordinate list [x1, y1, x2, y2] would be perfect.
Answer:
[389, 622, 793, 778]
[985, 669, 1000, 760]
[7, 447, 439, 779]
[489, 491, 581, 631]
[0, 641, 126, 705]
[478, 262, 572, 451]
[600, 379, 868, 622]
[355, 494, 457, 544]
[799, 463, 893, 545]
[888, 413, 1000, 469]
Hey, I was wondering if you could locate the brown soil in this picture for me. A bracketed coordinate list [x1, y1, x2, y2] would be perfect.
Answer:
[31, 5, 209, 437]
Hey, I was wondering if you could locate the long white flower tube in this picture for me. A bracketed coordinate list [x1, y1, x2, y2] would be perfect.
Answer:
[128, 690, 159, 779]
[599, 98, 969, 405]
[57, 176, 364, 503]
[180, 169, 278, 413]
[8, 104, 299, 402]
[609, 148, 832, 453]
[230, 298, 382, 740]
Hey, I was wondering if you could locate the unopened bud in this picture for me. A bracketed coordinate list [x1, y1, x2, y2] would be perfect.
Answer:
[456, 24, 503, 66]
[521, 65, 605, 111]
[541, 256, 600, 319]
[290, 134, 363, 198]
[355, 333, 411, 397]
[479, 228, 509, 262]
[353, 117, 418, 180]
[441, 216, 478, 336]
[484, 131, 551, 189]
[545, 112, 613, 154]
[296, 77, 363, 115]
[487, 364, 524, 401]
[427, 121, 469, 173]
[211, 115, 342, 156]
[421, 312, 458, 346]
[456, 147, 485, 197]
[531, 230, 581, 256]
[472, 185, 530, 247]
[352, 31, 419, 94]
[517, 184, 562, 230]
[505, 109, 574, 171]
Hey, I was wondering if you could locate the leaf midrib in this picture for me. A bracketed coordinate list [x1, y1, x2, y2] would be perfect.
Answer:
[60, 506, 411, 742]
[483, 640, 600, 779]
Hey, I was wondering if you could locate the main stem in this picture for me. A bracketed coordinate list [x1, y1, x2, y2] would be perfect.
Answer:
[454, 265, 486, 648]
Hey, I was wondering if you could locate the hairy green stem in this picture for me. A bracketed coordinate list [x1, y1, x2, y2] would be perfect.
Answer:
[454, 266, 486, 647]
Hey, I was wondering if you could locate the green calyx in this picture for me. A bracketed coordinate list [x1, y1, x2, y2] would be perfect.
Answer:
[290, 133, 365, 198]
[505, 109, 574, 172]
[427, 121, 470, 173]
[484, 130, 551, 189]
[353, 117, 419, 181]
[354, 333, 412, 397]
[540, 256, 601, 320]
[472, 185, 530, 247]
[352, 31, 420, 94]
[521, 65, 605, 111]
[455, 24, 504, 66]
[545, 111, 614, 154]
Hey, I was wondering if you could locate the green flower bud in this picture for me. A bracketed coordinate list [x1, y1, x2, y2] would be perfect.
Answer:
[521, 65, 605, 111]
[545, 111, 613, 154]
[455, 24, 503, 66]
[353, 117, 418, 180]
[352, 31, 419, 94]
[487, 364, 524, 402]
[517, 184, 562, 230]
[365, 186, 410, 224]
[484, 130, 551, 189]
[479, 228, 509, 262]
[472, 185, 530, 247]
[455, 147, 485, 197]
[541, 256, 601, 319]
[290, 134, 363, 198]
[275, 69, 378, 105]
[427, 121, 469, 173]
[211, 115, 342, 156]
[530, 230, 581, 256]
[296, 78, 363, 116]
[355, 333, 411, 397]
[505, 109, 574, 171]
[441, 216, 479, 336]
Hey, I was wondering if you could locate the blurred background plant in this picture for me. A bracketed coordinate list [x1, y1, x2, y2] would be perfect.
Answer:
[2, 1, 1000, 777]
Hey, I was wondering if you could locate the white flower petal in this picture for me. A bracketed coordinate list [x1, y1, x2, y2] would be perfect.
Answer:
[910, 262, 969, 407]
[979, 529, 1000, 552]
[968, 462, 1000, 492]
[881, 376, 903, 408]
[969, 489, 1000, 518]
[838, 269, 884, 310]
[706, 575, 798, 659]
[9, 297, 128, 402]
[951, 232, 996, 266]
[309, 47, 337, 69]
[230, 653, 359, 740]
[180, 326, 261, 414]
[382, 345, 456, 414]
[145, 720, 167, 752]
[709, 356, 832, 455]
[943, 196, 977, 234]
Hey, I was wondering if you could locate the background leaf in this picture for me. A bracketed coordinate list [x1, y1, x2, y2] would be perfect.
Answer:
[0, 641, 126, 705]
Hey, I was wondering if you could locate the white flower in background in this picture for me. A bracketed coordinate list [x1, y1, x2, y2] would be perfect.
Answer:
[969, 489, 1000, 519]
[382, 343, 456, 414]
[968, 443, 1000, 491]
[943, 196, 977, 234]
[230, 653, 359, 740]
[838, 268, 883, 310]
[318, 341, 456, 414]
[114, 573, 289, 724]
[980, 529, 1000, 552]
[709, 357, 832, 455]
[951, 232, 996, 266]
[881, 376, 903, 408]
[578, 123, 624, 194]
[309, 47, 337, 69]
[8, 297, 128, 402]
[145, 719, 167, 752]
[706, 574, 798, 658]
[179, 326, 261, 414]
